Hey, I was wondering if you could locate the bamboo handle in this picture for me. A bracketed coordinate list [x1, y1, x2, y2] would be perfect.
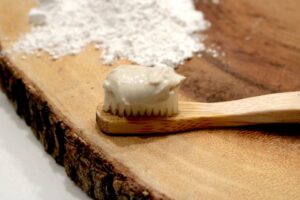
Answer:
[190, 91, 300, 126]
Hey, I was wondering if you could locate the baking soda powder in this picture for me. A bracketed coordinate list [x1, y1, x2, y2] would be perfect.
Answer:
[12, 0, 210, 68]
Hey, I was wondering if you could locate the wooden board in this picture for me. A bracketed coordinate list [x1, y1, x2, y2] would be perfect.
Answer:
[1, 0, 300, 199]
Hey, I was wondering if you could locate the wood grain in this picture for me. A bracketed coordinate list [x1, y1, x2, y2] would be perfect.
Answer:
[1, 0, 300, 199]
[179, 0, 300, 101]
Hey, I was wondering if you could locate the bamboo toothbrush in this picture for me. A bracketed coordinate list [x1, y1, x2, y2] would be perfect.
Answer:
[96, 66, 300, 134]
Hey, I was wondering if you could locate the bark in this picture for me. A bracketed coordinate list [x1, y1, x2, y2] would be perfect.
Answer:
[0, 56, 168, 200]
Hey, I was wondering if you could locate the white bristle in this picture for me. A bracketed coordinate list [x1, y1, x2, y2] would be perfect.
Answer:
[139, 106, 146, 116]
[103, 91, 180, 117]
[118, 104, 125, 117]
[146, 108, 152, 116]
[153, 107, 160, 116]
[131, 107, 137, 116]
[111, 101, 117, 115]
[167, 102, 173, 117]
[124, 106, 130, 116]
[162, 106, 168, 116]
[103, 94, 110, 111]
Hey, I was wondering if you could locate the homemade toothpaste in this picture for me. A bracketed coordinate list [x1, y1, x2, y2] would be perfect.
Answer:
[103, 65, 185, 116]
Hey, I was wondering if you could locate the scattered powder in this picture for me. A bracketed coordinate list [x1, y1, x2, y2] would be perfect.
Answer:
[211, 0, 220, 4]
[197, 0, 220, 5]
[206, 44, 225, 58]
[206, 44, 219, 58]
[11, 0, 210, 68]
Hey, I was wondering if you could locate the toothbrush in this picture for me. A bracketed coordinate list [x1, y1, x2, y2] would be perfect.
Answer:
[96, 66, 300, 134]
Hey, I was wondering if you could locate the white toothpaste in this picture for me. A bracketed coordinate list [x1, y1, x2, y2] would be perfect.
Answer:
[103, 65, 185, 116]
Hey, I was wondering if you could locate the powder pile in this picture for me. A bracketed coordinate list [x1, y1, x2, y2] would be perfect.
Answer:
[12, 0, 210, 68]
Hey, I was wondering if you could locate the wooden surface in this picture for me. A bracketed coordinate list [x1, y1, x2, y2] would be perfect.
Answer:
[1, 0, 300, 199]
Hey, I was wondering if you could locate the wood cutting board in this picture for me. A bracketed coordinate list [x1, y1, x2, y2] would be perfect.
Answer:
[0, 0, 300, 199]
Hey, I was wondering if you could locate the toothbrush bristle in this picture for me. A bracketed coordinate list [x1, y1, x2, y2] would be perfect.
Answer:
[103, 92, 179, 117]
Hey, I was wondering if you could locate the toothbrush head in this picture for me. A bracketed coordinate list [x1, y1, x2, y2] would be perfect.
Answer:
[103, 65, 185, 117]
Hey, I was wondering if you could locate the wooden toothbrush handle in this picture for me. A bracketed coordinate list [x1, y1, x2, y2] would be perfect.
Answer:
[194, 91, 300, 126]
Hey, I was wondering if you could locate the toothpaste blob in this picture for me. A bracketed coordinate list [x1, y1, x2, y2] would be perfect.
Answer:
[103, 65, 185, 116]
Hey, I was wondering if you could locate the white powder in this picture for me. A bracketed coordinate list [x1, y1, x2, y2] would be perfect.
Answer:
[12, 0, 210, 68]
